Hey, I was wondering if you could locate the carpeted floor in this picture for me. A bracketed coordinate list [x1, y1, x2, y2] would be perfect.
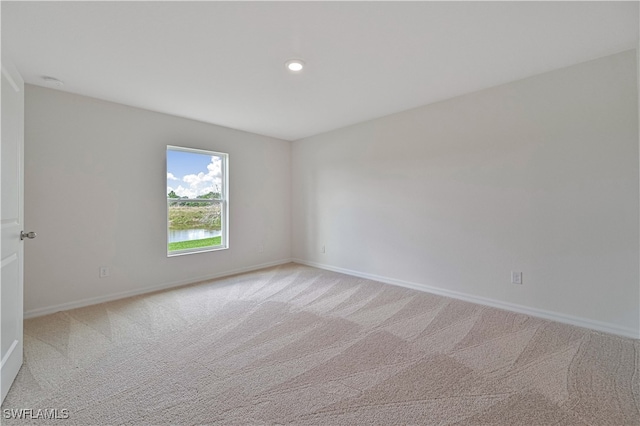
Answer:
[2, 263, 639, 425]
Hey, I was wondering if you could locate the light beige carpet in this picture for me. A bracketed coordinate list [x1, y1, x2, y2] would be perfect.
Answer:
[2, 263, 639, 425]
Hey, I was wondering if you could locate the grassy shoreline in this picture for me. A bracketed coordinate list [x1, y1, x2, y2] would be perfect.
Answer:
[168, 236, 222, 252]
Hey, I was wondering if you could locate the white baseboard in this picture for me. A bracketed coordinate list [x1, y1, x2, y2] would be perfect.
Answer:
[23, 258, 293, 319]
[292, 258, 640, 340]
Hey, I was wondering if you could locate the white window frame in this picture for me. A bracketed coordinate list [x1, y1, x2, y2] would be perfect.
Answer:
[166, 145, 229, 257]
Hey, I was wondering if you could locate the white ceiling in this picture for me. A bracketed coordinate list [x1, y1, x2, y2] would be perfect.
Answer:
[2, 1, 638, 141]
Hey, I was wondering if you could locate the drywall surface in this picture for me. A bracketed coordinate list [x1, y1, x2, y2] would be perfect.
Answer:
[24, 86, 291, 315]
[292, 50, 640, 337]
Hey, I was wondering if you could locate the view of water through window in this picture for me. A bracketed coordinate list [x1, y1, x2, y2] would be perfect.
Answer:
[168, 228, 222, 243]
[167, 146, 227, 254]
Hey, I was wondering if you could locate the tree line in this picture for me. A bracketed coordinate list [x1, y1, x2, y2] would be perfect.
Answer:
[168, 190, 221, 206]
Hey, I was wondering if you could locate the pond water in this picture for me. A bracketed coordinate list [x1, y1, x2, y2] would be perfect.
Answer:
[168, 229, 221, 243]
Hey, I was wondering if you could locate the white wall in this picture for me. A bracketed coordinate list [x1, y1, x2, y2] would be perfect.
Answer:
[24, 86, 291, 316]
[292, 50, 640, 337]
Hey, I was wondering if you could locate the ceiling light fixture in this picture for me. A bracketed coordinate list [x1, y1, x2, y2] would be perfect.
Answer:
[285, 59, 305, 72]
[42, 76, 64, 87]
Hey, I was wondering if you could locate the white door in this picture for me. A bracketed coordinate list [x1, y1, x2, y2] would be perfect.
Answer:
[1, 61, 26, 403]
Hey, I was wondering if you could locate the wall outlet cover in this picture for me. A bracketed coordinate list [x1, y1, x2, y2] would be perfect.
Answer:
[511, 271, 522, 285]
[99, 267, 110, 278]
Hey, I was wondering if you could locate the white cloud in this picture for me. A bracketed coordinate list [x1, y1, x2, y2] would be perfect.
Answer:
[178, 156, 223, 197]
[167, 172, 178, 181]
[183, 173, 202, 186]
[172, 185, 199, 199]
[207, 156, 222, 176]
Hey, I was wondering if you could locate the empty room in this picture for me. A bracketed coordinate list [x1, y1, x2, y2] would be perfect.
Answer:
[1, 1, 639, 424]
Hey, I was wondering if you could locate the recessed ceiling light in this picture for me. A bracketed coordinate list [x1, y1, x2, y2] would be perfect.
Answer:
[285, 59, 305, 72]
[42, 76, 64, 87]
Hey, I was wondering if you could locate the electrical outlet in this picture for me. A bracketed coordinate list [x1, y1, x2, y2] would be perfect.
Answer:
[511, 271, 522, 285]
[99, 266, 110, 278]
[258, 243, 264, 253]
[321, 245, 325, 254]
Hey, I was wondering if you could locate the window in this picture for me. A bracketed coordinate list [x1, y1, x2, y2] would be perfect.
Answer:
[166, 146, 228, 256]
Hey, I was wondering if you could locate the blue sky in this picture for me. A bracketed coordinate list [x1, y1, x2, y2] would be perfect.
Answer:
[167, 149, 222, 198]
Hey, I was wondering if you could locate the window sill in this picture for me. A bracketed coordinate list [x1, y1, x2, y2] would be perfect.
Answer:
[167, 245, 229, 257]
